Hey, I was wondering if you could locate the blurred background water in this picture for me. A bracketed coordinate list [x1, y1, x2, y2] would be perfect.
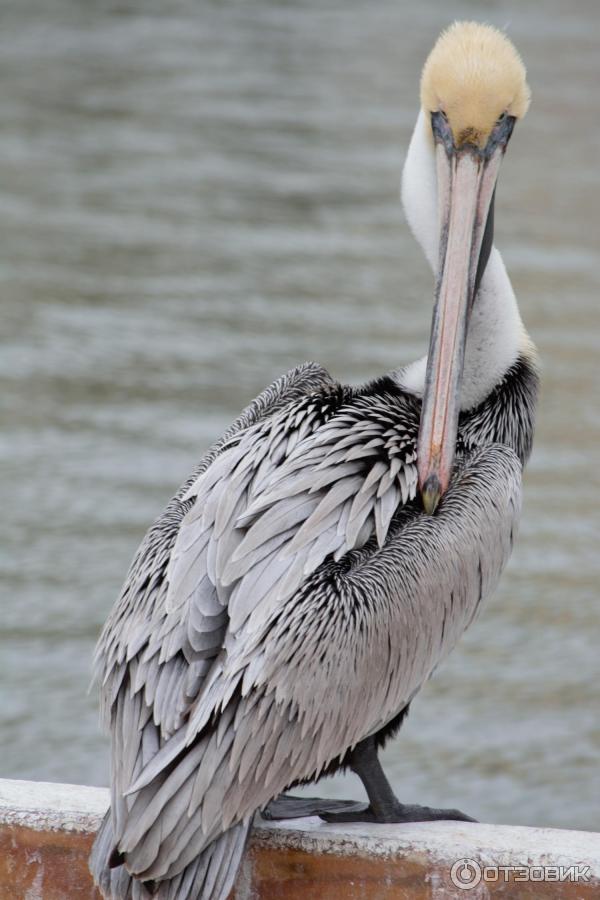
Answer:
[1, 0, 598, 831]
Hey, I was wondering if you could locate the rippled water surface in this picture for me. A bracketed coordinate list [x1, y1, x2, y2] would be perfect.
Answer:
[1, 0, 599, 831]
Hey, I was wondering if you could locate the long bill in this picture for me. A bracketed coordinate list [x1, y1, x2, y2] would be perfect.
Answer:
[417, 139, 503, 515]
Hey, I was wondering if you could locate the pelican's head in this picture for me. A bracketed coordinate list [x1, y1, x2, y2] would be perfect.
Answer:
[421, 22, 530, 150]
[416, 23, 530, 514]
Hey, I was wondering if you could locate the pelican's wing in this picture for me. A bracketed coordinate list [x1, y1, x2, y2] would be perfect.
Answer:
[93, 362, 339, 876]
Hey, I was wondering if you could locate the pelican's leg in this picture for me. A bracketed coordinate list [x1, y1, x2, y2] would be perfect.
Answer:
[263, 735, 475, 824]
[320, 736, 477, 824]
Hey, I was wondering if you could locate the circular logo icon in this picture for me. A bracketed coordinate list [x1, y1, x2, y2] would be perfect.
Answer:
[450, 858, 482, 890]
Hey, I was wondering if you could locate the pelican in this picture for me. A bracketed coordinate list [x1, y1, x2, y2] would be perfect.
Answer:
[91, 21, 539, 900]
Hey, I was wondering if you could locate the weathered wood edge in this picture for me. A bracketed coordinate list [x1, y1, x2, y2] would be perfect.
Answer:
[1, 778, 598, 869]
[1, 778, 599, 899]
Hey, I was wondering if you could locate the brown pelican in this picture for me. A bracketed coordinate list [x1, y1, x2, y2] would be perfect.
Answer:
[91, 21, 538, 900]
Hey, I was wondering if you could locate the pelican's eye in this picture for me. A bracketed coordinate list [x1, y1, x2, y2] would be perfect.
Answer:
[496, 112, 507, 125]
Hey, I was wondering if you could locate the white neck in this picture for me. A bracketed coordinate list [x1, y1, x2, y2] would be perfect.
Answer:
[397, 110, 530, 411]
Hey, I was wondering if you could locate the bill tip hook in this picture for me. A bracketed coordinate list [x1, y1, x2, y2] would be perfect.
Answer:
[421, 474, 442, 515]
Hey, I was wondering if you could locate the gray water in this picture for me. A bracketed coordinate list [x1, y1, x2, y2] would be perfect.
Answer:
[1, 0, 599, 832]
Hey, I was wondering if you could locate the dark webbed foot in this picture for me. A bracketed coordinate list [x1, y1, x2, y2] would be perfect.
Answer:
[320, 802, 477, 824]
[263, 793, 367, 820]
[346, 736, 477, 824]
[263, 793, 476, 825]
[266, 736, 477, 826]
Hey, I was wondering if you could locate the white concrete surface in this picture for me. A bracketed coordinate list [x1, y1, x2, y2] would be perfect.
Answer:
[0, 778, 108, 833]
[1, 777, 599, 877]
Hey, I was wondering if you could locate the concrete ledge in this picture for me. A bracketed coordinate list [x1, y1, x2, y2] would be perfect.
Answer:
[1, 778, 599, 898]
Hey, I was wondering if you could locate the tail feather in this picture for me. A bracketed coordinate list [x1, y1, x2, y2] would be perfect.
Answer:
[90, 809, 251, 900]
